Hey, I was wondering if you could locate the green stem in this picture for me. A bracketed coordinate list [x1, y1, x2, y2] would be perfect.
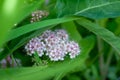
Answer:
[104, 48, 114, 77]
[11, 54, 20, 67]
[5, 44, 20, 67]
[97, 36, 105, 80]
[95, 19, 107, 80]
[33, 51, 43, 66]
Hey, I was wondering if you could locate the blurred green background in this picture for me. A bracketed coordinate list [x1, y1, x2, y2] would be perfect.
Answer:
[0, 0, 120, 80]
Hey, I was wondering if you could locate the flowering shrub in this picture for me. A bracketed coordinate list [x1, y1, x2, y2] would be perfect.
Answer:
[25, 29, 80, 61]
[1, 0, 120, 80]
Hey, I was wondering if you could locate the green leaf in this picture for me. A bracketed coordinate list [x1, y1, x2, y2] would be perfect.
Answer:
[0, 0, 44, 47]
[76, 18, 120, 54]
[0, 36, 95, 80]
[7, 17, 79, 42]
[62, 21, 82, 42]
[56, 0, 120, 19]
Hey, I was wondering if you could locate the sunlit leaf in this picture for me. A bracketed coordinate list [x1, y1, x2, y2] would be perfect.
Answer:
[0, 0, 44, 47]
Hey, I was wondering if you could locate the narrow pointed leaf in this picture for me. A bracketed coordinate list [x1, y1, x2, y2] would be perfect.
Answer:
[76, 18, 120, 54]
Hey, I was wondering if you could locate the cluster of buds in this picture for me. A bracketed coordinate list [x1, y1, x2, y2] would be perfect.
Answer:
[0, 55, 21, 68]
[25, 29, 81, 61]
[30, 10, 49, 23]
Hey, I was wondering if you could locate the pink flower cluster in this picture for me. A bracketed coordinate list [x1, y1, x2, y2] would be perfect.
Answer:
[25, 29, 81, 61]
[30, 10, 49, 23]
[0, 56, 21, 68]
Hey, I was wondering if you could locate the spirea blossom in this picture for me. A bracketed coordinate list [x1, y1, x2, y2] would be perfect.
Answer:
[25, 29, 81, 61]
[30, 10, 49, 23]
[0, 55, 22, 68]
[25, 37, 45, 56]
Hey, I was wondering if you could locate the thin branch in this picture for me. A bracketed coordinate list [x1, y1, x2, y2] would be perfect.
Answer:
[97, 36, 105, 80]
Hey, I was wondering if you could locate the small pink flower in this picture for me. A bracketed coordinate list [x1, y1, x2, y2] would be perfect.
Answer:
[55, 29, 69, 40]
[66, 41, 80, 58]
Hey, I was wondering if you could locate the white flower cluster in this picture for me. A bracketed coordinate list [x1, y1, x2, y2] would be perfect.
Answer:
[30, 10, 49, 23]
[25, 29, 81, 61]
